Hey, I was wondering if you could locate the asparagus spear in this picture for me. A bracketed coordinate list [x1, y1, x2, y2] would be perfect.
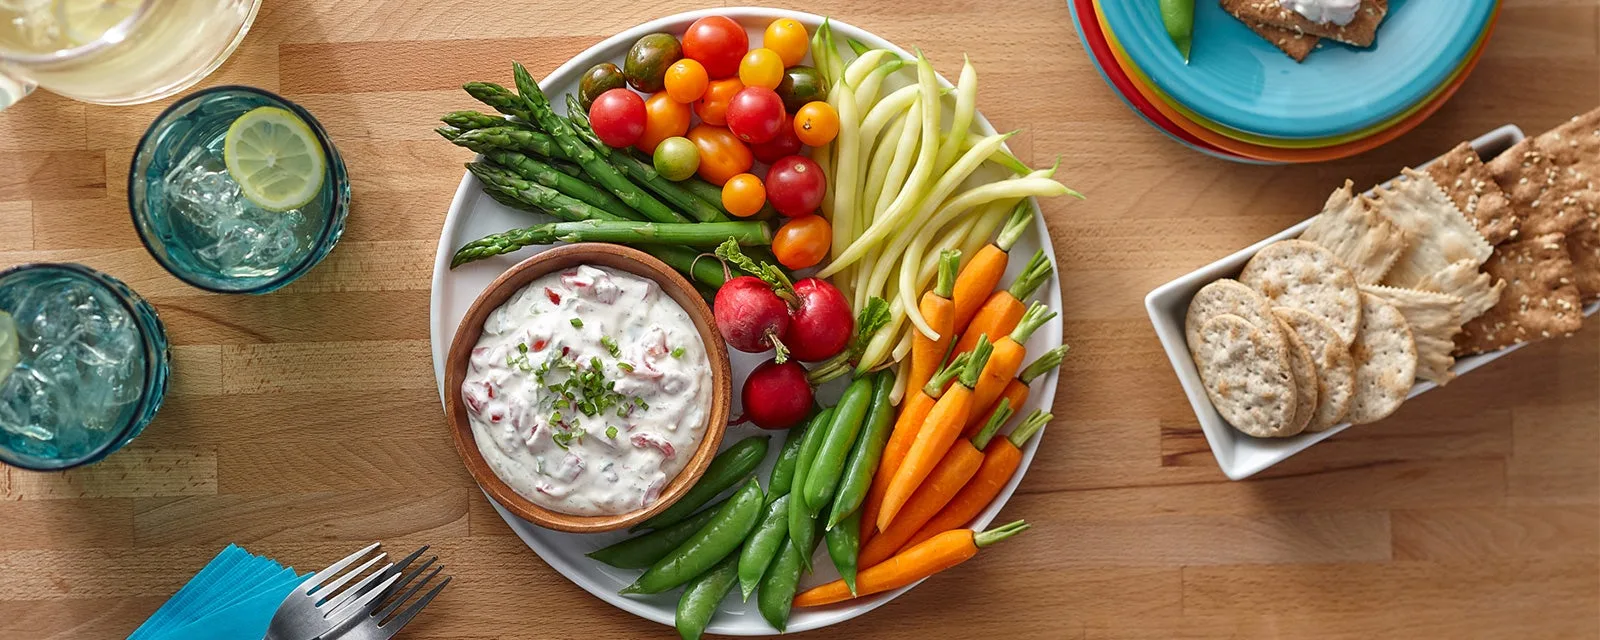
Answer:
[480, 184, 545, 215]
[564, 94, 730, 223]
[510, 62, 688, 224]
[645, 244, 728, 289]
[463, 82, 535, 122]
[441, 110, 533, 131]
[466, 163, 627, 223]
[452, 220, 770, 267]
[483, 150, 645, 221]
[451, 126, 571, 161]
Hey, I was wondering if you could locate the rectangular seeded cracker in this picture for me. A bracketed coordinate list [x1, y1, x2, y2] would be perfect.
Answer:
[1425, 142, 1520, 245]
[1359, 284, 1465, 385]
[1235, 17, 1319, 61]
[1486, 138, 1596, 237]
[1529, 109, 1600, 301]
[1219, 0, 1388, 47]
[1372, 169, 1494, 289]
[1300, 181, 1408, 284]
[1455, 232, 1586, 356]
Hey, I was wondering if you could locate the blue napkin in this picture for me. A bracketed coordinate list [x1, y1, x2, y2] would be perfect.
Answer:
[128, 545, 310, 640]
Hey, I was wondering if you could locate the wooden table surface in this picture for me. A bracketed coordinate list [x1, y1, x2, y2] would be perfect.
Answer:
[2, 0, 1598, 638]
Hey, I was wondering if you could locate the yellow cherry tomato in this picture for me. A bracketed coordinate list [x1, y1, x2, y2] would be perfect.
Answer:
[772, 214, 831, 269]
[663, 59, 709, 103]
[793, 101, 840, 147]
[694, 77, 743, 127]
[763, 18, 809, 67]
[637, 91, 691, 154]
[721, 173, 766, 217]
[738, 48, 785, 90]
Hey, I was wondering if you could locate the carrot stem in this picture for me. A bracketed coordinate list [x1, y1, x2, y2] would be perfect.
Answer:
[974, 520, 1030, 547]
[1008, 409, 1050, 448]
[933, 249, 960, 298]
[921, 351, 970, 398]
[1008, 301, 1056, 344]
[1017, 345, 1069, 384]
[970, 398, 1013, 450]
[957, 335, 993, 389]
[1005, 249, 1053, 301]
[994, 200, 1034, 252]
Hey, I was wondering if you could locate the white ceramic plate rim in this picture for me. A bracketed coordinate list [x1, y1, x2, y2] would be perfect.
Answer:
[428, 7, 1063, 634]
[1144, 124, 1599, 480]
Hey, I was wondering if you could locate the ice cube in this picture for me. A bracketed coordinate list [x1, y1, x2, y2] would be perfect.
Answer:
[13, 279, 89, 346]
[0, 368, 64, 442]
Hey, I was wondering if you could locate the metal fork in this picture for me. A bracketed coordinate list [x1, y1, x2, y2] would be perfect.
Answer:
[264, 543, 425, 640]
[320, 549, 451, 640]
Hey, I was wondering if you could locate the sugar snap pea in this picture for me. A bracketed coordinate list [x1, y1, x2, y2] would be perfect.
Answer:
[634, 435, 769, 531]
[825, 510, 861, 595]
[766, 422, 809, 503]
[1160, 0, 1194, 62]
[587, 498, 728, 569]
[737, 494, 791, 601]
[757, 519, 825, 632]
[675, 553, 738, 640]
[622, 479, 763, 595]
[827, 370, 897, 529]
[788, 407, 835, 571]
[802, 376, 875, 512]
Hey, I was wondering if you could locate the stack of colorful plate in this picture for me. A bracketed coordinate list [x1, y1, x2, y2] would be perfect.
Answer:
[1070, 0, 1500, 164]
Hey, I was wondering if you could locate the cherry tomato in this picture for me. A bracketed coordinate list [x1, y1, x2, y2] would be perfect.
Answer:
[748, 122, 802, 164]
[765, 155, 826, 217]
[694, 77, 743, 127]
[663, 59, 709, 103]
[763, 19, 809, 67]
[793, 101, 840, 147]
[726, 87, 787, 144]
[686, 124, 754, 186]
[636, 91, 691, 154]
[738, 48, 785, 90]
[682, 16, 748, 78]
[721, 173, 766, 217]
[772, 214, 831, 269]
[653, 136, 700, 181]
[587, 88, 646, 148]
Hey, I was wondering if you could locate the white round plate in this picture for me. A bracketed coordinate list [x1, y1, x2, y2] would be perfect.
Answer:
[428, 7, 1063, 635]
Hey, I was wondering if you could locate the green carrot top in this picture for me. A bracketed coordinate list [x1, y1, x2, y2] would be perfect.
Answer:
[995, 200, 1036, 252]
[1008, 301, 1058, 345]
[1018, 345, 1070, 384]
[957, 335, 994, 389]
[971, 398, 1014, 450]
[1008, 409, 1051, 448]
[1006, 249, 1054, 301]
[921, 352, 972, 398]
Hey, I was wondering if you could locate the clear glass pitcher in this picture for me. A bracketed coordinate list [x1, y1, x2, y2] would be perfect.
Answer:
[0, 0, 261, 110]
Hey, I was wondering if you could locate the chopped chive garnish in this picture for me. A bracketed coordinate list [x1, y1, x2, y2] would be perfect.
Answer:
[606, 425, 618, 439]
[671, 346, 686, 359]
[570, 318, 583, 328]
[518, 343, 528, 353]
[600, 335, 621, 357]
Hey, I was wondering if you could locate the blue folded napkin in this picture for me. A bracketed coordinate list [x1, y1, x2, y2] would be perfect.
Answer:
[128, 545, 310, 640]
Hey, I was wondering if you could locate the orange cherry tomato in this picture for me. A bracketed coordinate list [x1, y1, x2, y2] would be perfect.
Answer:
[738, 48, 785, 90]
[793, 101, 840, 147]
[637, 91, 691, 154]
[694, 77, 743, 127]
[721, 173, 766, 217]
[663, 59, 709, 103]
[763, 19, 809, 67]
[772, 214, 831, 269]
[686, 124, 754, 186]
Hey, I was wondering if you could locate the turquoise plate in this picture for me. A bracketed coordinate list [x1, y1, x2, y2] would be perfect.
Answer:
[1099, 0, 1497, 139]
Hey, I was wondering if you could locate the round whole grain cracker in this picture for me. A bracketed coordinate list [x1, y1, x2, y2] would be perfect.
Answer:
[1276, 317, 1318, 437]
[1346, 293, 1418, 425]
[1239, 239, 1363, 346]
[1185, 279, 1283, 357]
[1193, 313, 1298, 438]
[1274, 306, 1355, 432]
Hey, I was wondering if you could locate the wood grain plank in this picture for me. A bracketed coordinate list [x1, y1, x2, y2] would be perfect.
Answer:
[220, 339, 433, 394]
[0, 499, 132, 550]
[0, 202, 33, 251]
[133, 488, 470, 546]
[279, 38, 595, 94]
[1392, 506, 1600, 561]
[4, 450, 217, 500]
[0, 151, 106, 202]
[1042, 510, 1391, 567]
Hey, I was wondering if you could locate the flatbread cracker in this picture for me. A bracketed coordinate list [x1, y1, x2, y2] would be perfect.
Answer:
[1276, 317, 1319, 436]
[1371, 169, 1494, 288]
[1300, 181, 1408, 284]
[1567, 223, 1600, 302]
[1486, 138, 1595, 237]
[1425, 142, 1519, 245]
[1529, 111, 1600, 300]
[1235, 17, 1319, 61]
[1239, 240, 1363, 346]
[1219, 0, 1388, 47]
[1416, 259, 1505, 326]
[1456, 232, 1587, 355]
[1194, 314, 1299, 438]
[1274, 307, 1354, 432]
[1346, 293, 1418, 425]
[1185, 279, 1283, 357]
[1359, 284, 1466, 385]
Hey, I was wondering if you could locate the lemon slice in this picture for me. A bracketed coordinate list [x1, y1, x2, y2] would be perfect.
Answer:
[55, 0, 142, 47]
[0, 311, 18, 386]
[224, 106, 327, 212]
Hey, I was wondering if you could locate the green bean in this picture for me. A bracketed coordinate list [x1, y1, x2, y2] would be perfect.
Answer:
[634, 436, 769, 532]
[622, 479, 763, 595]
[767, 423, 809, 502]
[787, 407, 835, 571]
[802, 377, 875, 512]
[587, 498, 727, 569]
[737, 494, 790, 601]
[933, 57, 978, 174]
[824, 510, 861, 595]
[1160, 0, 1195, 62]
[756, 520, 825, 632]
[675, 553, 738, 640]
[826, 371, 897, 529]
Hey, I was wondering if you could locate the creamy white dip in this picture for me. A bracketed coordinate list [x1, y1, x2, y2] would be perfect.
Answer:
[1279, 0, 1360, 25]
[462, 265, 713, 516]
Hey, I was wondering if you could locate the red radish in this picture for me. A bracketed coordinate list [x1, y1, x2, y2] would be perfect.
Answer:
[785, 278, 853, 362]
[741, 358, 813, 429]
[713, 276, 791, 355]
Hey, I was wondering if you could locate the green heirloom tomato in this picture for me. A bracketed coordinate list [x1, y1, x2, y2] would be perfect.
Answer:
[625, 33, 684, 93]
[578, 62, 626, 110]
[775, 65, 827, 113]
[653, 136, 701, 182]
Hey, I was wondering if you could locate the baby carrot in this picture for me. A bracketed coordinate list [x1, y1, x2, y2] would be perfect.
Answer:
[878, 336, 994, 531]
[964, 344, 1067, 438]
[952, 249, 1053, 358]
[793, 520, 1030, 607]
[903, 410, 1050, 551]
[966, 302, 1055, 432]
[860, 353, 969, 542]
[909, 250, 962, 395]
[857, 401, 1010, 568]
[950, 201, 1034, 333]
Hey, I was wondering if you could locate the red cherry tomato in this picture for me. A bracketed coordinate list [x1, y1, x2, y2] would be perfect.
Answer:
[587, 88, 646, 148]
[765, 155, 826, 217]
[682, 16, 748, 79]
[725, 87, 786, 144]
[748, 121, 802, 164]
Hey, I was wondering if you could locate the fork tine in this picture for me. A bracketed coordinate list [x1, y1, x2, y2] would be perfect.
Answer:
[375, 562, 440, 622]
[315, 553, 388, 603]
[374, 574, 451, 640]
[304, 542, 381, 593]
[322, 557, 401, 616]
[321, 569, 405, 631]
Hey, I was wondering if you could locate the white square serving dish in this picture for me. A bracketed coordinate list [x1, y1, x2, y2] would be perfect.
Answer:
[1145, 125, 1600, 480]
